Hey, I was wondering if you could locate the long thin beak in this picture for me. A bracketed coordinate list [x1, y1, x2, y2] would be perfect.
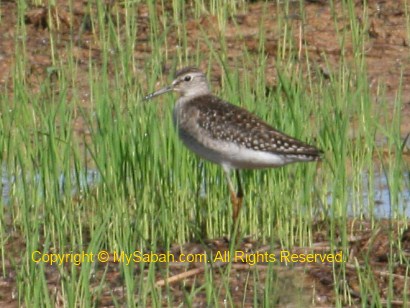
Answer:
[144, 85, 173, 100]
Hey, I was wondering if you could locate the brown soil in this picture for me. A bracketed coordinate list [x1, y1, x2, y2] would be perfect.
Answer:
[0, 1, 409, 307]
[1, 220, 409, 307]
[1, 1, 410, 136]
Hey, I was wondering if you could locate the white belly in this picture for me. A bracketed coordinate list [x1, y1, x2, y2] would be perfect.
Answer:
[178, 127, 302, 170]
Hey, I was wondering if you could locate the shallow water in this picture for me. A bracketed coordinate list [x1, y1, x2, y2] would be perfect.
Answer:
[1, 166, 408, 218]
[326, 169, 410, 218]
[1, 167, 101, 205]
[356, 170, 409, 218]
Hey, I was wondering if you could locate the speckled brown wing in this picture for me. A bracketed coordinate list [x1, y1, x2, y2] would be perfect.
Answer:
[189, 94, 322, 159]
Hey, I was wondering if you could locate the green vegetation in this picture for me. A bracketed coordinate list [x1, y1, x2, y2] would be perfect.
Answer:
[0, 0, 408, 306]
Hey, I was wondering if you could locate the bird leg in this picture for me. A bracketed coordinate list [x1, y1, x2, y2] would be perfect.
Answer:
[224, 168, 244, 226]
[233, 170, 243, 223]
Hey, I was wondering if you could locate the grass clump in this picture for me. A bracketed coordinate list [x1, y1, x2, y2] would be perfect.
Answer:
[0, 0, 408, 306]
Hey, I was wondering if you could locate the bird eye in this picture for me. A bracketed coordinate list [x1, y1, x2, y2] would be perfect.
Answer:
[184, 75, 192, 82]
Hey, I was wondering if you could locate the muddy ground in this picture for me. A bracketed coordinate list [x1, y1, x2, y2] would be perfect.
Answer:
[0, 0, 410, 307]
[1, 1, 410, 137]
